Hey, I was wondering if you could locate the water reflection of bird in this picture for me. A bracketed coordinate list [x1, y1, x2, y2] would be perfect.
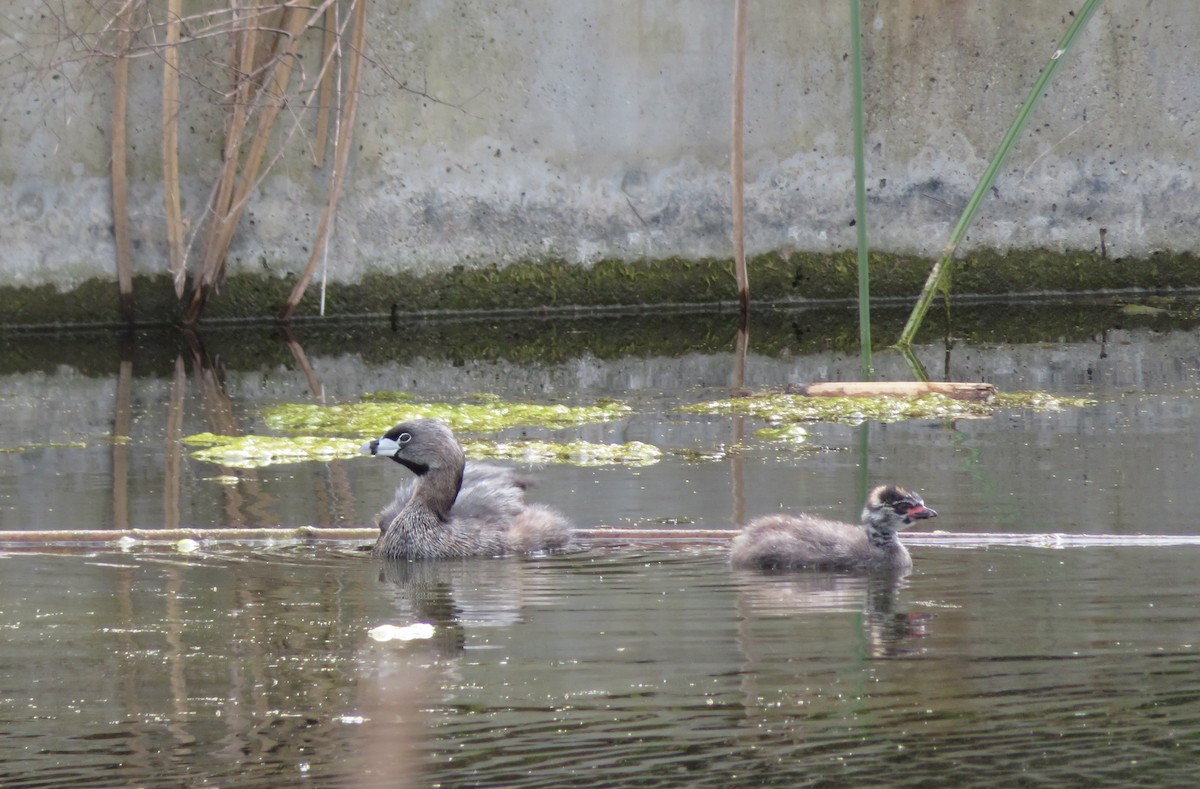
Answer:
[731, 484, 936, 573]
[733, 571, 932, 658]
[361, 418, 572, 560]
[376, 559, 532, 656]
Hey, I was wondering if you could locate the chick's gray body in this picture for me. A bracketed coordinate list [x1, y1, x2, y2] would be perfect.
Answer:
[731, 484, 935, 573]
[364, 418, 571, 560]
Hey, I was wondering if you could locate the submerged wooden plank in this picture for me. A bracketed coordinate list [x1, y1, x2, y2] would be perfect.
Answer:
[903, 531, 1200, 547]
[0, 527, 379, 544]
[1, 527, 1199, 549]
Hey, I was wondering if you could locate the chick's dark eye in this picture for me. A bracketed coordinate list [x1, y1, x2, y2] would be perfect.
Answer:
[894, 502, 911, 514]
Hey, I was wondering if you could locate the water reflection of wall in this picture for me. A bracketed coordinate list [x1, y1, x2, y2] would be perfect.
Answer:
[0, 327, 1197, 534]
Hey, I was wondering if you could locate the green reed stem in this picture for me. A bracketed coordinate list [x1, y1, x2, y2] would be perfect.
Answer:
[896, 0, 1105, 349]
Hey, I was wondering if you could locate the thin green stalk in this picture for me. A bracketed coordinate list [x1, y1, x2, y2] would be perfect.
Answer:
[850, 0, 871, 378]
[856, 422, 870, 505]
[896, 0, 1104, 349]
[897, 344, 929, 381]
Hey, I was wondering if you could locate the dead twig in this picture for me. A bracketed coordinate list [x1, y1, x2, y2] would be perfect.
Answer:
[312, 1, 337, 167]
[111, 0, 135, 323]
[278, 0, 367, 323]
[162, 0, 185, 297]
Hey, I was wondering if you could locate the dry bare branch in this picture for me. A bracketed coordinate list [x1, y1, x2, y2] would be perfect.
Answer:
[278, 0, 365, 323]
[111, 0, 135, 322]
[163, 0, 185, 297]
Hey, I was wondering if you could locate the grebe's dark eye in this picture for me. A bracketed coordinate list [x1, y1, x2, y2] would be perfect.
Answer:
[398, 432, 412, 444]
[894, 502, 911, 514]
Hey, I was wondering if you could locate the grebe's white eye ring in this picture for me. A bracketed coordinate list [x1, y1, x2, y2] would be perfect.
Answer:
[397, 432, 413, 444]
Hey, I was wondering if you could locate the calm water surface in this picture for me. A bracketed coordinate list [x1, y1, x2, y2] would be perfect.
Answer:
[2, 546, 1199, 787]
[1, 301, 1200, 785]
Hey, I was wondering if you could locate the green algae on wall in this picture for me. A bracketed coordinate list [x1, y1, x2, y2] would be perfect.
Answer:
[4, 249, 1200, 327]
[3, 294, 1198, 380]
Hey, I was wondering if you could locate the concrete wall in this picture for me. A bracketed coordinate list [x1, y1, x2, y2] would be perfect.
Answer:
[2, 2, 1198, 291]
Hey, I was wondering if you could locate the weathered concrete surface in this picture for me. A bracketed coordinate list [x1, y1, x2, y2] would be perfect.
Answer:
[1, 2, 1198, 294]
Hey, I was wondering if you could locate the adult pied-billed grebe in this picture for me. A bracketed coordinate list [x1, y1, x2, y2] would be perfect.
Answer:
[730, 484, 936, 573]
[361, 418, 572, 560]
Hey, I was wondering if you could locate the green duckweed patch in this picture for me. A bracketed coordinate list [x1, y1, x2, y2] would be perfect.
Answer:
[754, 424, 811, 444]
[183, 390, 1094, 468]
[185, 394, 645, 469]
[182, 432, 659, 469]
[683, 391, 1094, 426]
[669, 446, 738, 462]
[993, 392, 1096, 411]
[460, 439, 662, 466]
[682, 393, 992, 425]
[1118, 303, 1170, 317]
[667, 424, 820, 462]
[183, 433, 360, 468]
[262, 397, 631, 436]
[1, 441, 89, 454]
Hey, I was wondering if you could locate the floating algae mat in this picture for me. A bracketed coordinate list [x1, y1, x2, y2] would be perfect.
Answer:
[667, 424, 815, 461]
[182, 433, 361, 468]
[182, 395, 650, 469]
[262, 395, 631, 435]
[682, 391, 1094, 426]
[183, 392, 1092, 468]
[182, 434, 661, 469]
[461, 438, 661, 466]
[752, 424, 810, 445]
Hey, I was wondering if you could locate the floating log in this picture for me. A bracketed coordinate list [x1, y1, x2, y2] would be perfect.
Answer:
[789, 381, 997, 401]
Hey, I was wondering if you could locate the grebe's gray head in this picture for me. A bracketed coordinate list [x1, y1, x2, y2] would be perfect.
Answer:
[862, 484, 937, 532]
[361, 418, 465, 477]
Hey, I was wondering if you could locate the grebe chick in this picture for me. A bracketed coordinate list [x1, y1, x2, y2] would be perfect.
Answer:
[731, 484, 936, 573]
[362, 418, 571, 560]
